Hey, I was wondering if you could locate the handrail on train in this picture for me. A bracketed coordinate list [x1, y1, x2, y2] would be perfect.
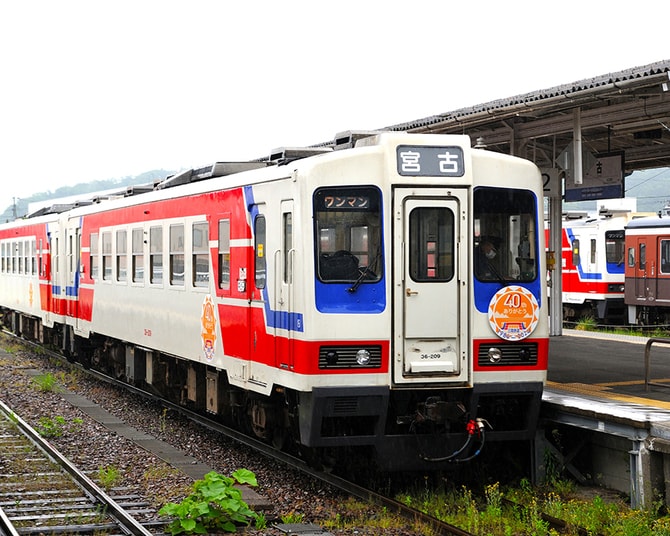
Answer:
[644, 337, 670, 391]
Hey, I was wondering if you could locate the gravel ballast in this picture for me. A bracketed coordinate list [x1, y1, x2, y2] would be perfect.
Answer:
[0, 336, 422, 535]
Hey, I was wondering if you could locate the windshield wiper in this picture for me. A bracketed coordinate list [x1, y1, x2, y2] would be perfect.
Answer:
[348, 249, 381, 293]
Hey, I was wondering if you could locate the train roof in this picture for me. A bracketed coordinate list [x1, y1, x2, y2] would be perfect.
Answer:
[625, 215, 670, 229]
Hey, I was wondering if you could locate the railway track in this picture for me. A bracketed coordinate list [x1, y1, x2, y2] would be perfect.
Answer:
[0, 399, 164, 536]
[3, 333, 602, 536]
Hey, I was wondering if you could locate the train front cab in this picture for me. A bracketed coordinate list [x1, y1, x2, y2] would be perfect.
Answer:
[300, 137, 547, 469]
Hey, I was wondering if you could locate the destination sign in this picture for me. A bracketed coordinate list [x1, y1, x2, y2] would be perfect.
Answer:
[396, 145, 465, 177]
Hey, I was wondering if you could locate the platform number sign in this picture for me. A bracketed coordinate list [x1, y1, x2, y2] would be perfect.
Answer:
[397, 146, 465, 177]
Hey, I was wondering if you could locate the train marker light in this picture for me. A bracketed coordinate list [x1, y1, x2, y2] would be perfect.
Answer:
[326, 350, 338, 366]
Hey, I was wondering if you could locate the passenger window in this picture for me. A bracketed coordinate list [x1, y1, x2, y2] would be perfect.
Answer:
[102, 232, 112, 280]
[116, 230, 127, 282]
[571, 239, 580, 267]
[90, 233, 99, 280]
[255, 215, 266, 289]
[170, 224, 184, 286]
[132, 228, 144, 283]
[218, 219, 230, 290]
[661, 240, 670, 274]
[150, 226, 163, 284]
[283, 212, 293, 284]
[192, 222, 209, 287]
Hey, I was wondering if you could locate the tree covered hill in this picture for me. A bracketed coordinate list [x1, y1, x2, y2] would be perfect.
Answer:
[2, 169, 174, 222]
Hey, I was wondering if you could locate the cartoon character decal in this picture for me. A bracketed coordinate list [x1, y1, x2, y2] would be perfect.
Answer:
[201, 295, 218, 360]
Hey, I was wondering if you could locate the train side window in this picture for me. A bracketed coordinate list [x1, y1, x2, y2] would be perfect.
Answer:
[150, 226, 163, 284]
[661, 240, 670, 274]
[255, 215, 266, 289]
[218, 219, 230, 290]
[18, 241, 24, 274]
[132, 228, 144, 283]
[571, 239, 580, 267]
[90, 233, 99, 280]
[590, 238, 596, 264]
[169, 224, 184, 286]
[639, 243, 646, 270]
[283, 212, 293, 284]
[102, 232, 112, 280]
[627, 247, 635, 268]
[1, 243, 4, 272]
[52, 238, 59, 277]
[31, 239, 36, 275]
[116, 230, 127, 282]
[193, 221, 209, 288]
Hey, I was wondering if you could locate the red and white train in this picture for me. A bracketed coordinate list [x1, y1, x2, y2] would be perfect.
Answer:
[558, 209, 651, 323]
[0, 131, 548, 469]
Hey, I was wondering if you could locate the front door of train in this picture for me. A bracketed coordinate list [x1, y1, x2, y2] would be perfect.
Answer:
[392, 188, 468, 385]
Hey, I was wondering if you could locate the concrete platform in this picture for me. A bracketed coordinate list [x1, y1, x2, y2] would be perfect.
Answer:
[543, 330, 670, 508]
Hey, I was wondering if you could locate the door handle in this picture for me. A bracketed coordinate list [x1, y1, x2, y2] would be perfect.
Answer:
[406, 288, 418, 296]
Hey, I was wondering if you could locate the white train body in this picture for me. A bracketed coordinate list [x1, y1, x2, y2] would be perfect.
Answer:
[0, 132, 548, 468]
[560, 210, 651, 322]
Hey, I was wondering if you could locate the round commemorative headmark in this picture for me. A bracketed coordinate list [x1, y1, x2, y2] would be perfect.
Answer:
[487, 285, 539, 341]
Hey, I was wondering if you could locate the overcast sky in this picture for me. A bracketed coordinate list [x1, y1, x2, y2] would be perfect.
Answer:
[1, 1, 668, 211]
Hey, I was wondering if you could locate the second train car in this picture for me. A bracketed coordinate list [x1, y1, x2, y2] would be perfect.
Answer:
[0, 131, 548, 469]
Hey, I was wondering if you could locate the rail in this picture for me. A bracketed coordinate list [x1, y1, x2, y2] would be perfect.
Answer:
[644, 337, 670, 391]
[0, 399, 154, 536]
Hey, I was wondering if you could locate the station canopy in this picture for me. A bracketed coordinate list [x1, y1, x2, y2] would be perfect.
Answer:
[378, 60, 670, 176]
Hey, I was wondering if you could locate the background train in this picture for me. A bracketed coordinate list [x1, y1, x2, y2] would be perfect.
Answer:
[0, 131, 549, 470]
[553, 207, 670, 327]
[624, 214, 670, 325]
[555, 209, 651, 324]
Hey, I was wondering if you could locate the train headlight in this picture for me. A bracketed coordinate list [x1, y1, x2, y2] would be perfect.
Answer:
[356, 349, 371, 366]
[487, 347, 503, 364]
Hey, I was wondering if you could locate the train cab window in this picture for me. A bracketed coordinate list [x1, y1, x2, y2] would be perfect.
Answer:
[254, 215, 266, 289]
[102, 232, 112, 280]
[314, 186, 382, 283]
[627, 247, 635, 268]
[192, 222, 209, 287]
[661, 240, 670, 274]
[132, 228, 144, 283]
[116, 230, 127, 282]
[409, 208, 454, 282]
[218, 219, 230, 290]
[605, 230, 625, 265]
[90, 233, 99, 280]
[169, 224, 184, 286]
[150, 226, 163, 284]
[474, 187, 538, 282]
